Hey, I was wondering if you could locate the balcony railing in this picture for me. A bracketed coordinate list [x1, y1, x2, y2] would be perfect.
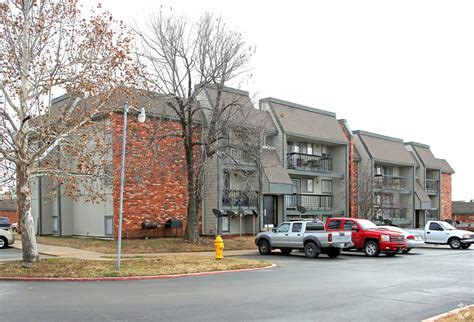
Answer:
[426, 179, 439, 193]
[285, 194, 333, 211]
[373, 175, 407, 191]
[222, 189, 258, 208]
[286, 153, 332, 173]
[373, 207, 408, 220]
[222, 148, 256, 165]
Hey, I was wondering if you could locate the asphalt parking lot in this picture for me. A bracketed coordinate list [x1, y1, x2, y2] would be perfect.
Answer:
[0, 246, 472, 321]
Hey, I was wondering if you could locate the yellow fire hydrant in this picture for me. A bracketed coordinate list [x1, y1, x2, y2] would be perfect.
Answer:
[214, 235, 224, 260]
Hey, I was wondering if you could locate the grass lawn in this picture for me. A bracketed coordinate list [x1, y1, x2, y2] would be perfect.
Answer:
[36, 236, 256, 254]
[0, 256, 269, 278]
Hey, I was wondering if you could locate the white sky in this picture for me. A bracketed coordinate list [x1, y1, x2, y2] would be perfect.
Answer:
[99, 0, 474, 201]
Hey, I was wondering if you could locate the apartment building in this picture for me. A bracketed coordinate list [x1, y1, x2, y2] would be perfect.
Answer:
[405, 142, 454, 227]
[260, 98, 349, 224]
[353, 131, 417, 227]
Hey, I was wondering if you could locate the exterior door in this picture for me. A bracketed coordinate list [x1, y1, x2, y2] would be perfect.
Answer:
[288, 179, 301, 208]
[343, 219, 362, 249]
[263, 196, 276, 227]
[272, 222, 291, 247]
[287, 222, 303, 247]
[426, 222, 446, 243]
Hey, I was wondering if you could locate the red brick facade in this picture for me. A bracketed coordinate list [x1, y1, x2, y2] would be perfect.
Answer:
[338, 120, 358, 218]
[441, 173, 452, 221]
[111, 113, 192, 238]
[0, 210, 18, 225]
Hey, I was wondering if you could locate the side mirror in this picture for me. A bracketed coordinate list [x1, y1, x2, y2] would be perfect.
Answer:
[351, 225, 359, 232]
[272, 228, 277, 233]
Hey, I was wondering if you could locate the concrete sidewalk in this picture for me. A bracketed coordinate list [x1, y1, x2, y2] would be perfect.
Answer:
[12, 240, 258, 260]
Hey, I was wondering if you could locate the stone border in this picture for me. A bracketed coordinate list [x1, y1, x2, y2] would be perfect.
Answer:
[0, 263, 276, 282]
[422, 304, 474, 322]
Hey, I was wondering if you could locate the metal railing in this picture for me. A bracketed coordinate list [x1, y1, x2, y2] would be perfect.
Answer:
[425, 179, 439, 193]
[222, 148, 256, 165]
[285, 194, 333, 211]
[222, 189, 258, 208]
[286, 152, 332, 173]
[373, 175, 407, 191]
[373, 207, 408, 220]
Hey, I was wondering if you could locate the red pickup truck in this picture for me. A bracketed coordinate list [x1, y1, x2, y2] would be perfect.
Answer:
[325, 218, 406, 257]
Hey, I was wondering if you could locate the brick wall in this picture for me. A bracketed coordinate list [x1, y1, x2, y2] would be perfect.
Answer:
[441, 173, 452, 220]
[338, 120, 358, 218]
[0, 210, 18, 225]
[112, 113, 195, 238]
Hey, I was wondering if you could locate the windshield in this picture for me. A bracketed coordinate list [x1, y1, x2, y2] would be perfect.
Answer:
[439, 222, 455, 230]
[358, 220, 378, 230]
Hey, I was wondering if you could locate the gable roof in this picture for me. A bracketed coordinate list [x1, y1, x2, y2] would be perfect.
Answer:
[354, 131, 417, 166]
[437, 159, 455, 174]
[202, 86, 277, 134]
[452, 201, 474, 214]
[261, 98, 348, 145]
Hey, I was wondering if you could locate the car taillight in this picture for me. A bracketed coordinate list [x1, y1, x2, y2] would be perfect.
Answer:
[406, 235, 414, 240]
[328, 233, 332, 242]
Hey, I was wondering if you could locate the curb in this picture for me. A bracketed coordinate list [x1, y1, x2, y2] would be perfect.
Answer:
[0, 263, 276, 282]
[422, 304, 474, 322]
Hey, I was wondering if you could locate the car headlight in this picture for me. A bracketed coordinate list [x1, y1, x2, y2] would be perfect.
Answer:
[381, 234, 390, 242]
[462, 234, 471, 239]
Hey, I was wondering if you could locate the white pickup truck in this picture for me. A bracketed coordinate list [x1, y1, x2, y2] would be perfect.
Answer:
[410, 221, 474, 249]
[255, 220, 353, 258]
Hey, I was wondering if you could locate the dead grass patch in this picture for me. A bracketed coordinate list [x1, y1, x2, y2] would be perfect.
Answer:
[36, 236, 256, 254]
[432, 306, 473, 322]
[0, 256, 269, 278]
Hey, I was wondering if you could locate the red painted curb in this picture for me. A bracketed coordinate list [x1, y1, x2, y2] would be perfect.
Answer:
[0, 263, 276, 282]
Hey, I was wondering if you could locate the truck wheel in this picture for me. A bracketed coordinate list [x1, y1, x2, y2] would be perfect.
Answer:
[258, 240, 271, 255]
[280, 248, 292, 255]
[326, 249, 341, 258]
[461, 243, 471, 249]
[364, 241, 380, 257]
[448, 237, 461, 249]
[385, 253, 396, 257]
[0, 237, 8, 249]
[304, 242, 320, 258]
[402, 248, 411, 254]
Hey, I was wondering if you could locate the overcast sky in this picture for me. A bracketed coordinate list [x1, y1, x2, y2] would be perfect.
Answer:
[100, 0, 473, 201]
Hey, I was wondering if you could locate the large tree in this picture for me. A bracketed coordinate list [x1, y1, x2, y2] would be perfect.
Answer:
[135, 10, 254, 241]
[0, 0, 134, 264]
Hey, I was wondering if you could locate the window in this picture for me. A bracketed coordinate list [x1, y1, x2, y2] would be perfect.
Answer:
[322, 180, 332, 193]
[305, 221, 325, 231]
[264, 135, 275, 148]
[292, 223, 303, 233]
[429, 222, 443, 231]
[276, 223, 291, 233]
[302, 179, 313, 193]
[343, 220, 356, 231]
[327, 219, 341, 230]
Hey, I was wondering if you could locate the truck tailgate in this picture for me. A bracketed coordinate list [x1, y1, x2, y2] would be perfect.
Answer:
[331, 231, 352, 244]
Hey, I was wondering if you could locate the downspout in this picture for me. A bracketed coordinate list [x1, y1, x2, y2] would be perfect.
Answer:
[412, 166, 415, 228]
[57, 187, 62, 236]
[38, 176, 42, 235]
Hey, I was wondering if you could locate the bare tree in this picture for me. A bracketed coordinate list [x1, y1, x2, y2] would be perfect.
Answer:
[0, 0, 135, 264]
[135, 10, 254, 241]
[356, 161, 376, 220]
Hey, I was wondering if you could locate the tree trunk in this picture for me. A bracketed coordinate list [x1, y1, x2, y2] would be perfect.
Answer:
[17, 165, 39, 263]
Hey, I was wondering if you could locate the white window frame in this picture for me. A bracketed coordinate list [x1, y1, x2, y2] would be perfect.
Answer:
[322, 180, 332, 193]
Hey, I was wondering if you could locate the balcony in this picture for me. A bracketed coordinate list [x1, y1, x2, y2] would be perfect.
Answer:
[222, 189, 258, 208]
[285, 194, 333, 211]
[286, 153, 332, 173]
[425, 179, 439, 193]
[373, 207, 408, 220]
[373, 175, 406, 191]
